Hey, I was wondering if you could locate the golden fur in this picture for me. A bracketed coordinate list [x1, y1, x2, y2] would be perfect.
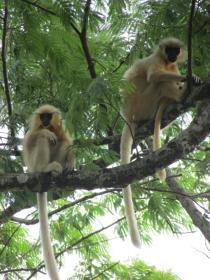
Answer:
[23, 104, 75, 280]
[120, 38, 186, 247]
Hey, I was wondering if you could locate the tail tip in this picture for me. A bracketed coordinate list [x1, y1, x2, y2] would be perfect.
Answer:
[131, 236, 141, 249]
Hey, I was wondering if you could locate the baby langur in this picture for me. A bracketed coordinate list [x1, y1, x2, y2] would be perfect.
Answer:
[120, 37, 187, 247]
[23, 105, 75, 280]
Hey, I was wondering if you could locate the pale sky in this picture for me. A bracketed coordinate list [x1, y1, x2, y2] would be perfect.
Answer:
[33, 227, 210, 280]
[110, 232, 210, 280]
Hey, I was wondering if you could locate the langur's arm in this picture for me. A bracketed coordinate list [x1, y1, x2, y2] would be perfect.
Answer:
[147, 67, 186, 83]
[37, 129, 57, 144]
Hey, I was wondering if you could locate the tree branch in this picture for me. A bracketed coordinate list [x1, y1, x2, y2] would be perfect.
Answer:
[166, 170, 210, 243]
[27, 217, 124, 279]
[79, 0, 97, 79]
[11, 189, 117, 225]
[0, 225, 21, 257]
[1, 0, 16, 141]
[19, 0, 80, 35]
[20, 0, 96, 79]
[81, 0, 91, 35]
[20, 0, 56, 15]
[91, 262, 119, 280]
[0, 268, 40, 275]
[0, 95, 209, 193]
[187, 0, 196, 94]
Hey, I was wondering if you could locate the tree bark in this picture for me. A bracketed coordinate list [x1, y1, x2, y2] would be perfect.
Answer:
[0, 97, 209, 193]
[166, 171, 210, 243]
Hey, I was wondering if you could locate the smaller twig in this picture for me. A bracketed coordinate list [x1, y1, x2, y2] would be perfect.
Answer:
[0, 224, 21, 257]
[81, 0, 91, 35]
[20, 0, 80, 35]
[102, 97, 138, 156]
[0, 268, 43, 274]
[193, 247, 210, 259]
[79, 0, 96, 79]
[187, 0, 196, 95]
[91, 262, 119, 280]
[12, 189, 116, 225]
[27, 217, 125, 279]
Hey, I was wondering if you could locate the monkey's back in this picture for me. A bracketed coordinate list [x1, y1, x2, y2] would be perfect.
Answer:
[121, 55, 161, 123]
[121, 52, 182, 123]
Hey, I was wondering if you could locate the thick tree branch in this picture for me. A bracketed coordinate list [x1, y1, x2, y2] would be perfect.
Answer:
[0, 96, 209, 193]
[1, 0, 16, 141]
[166, 171, 210, 243]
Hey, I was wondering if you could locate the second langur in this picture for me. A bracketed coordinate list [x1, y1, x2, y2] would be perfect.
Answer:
[120, 37, 188, 247]
[23, 105, 75, 280]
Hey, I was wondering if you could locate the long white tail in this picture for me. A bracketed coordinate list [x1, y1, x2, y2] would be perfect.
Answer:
[120, 124, 141, 248]
[153, 100, 168, 181]
[37, 193, 61, 280]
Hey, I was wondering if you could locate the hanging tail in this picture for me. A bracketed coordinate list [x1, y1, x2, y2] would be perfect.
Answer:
[120, 124, 141, 248]
[37, 193, 61, 280]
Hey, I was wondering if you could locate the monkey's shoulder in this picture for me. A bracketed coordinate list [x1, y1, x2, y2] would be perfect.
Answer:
[124, 58, 148, 81]
[124, 54, 164, 81]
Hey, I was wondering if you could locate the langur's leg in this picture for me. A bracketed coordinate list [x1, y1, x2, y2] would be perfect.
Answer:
[120, 123, 136, 165]
[30, 137, 50, 172]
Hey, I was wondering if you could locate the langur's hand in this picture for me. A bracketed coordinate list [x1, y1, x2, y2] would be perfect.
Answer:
[180, 76, 187, 82]
[42, 129, 57, 144]
[48, 132, 57, 144]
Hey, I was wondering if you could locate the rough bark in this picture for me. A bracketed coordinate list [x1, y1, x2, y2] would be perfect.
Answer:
[166, 171, 210, 243]
[0, 96, 209, 193]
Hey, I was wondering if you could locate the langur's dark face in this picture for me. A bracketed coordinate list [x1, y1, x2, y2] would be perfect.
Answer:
[165, 46, 180, 62]
[40, 113, 53, 127]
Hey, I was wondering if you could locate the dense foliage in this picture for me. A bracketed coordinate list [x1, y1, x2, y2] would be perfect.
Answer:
[0, 0, 209, 279]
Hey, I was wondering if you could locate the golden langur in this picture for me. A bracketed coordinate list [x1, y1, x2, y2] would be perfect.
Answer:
[120, 37, 187, 247]
[23, 105, 75, 280]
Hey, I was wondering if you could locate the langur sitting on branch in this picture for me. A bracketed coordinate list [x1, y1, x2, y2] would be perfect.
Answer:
[23, 104, 75, 280]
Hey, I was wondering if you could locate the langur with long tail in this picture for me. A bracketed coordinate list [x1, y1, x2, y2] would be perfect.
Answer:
[120, 37, 188, 247]
[23, 105, 75, 280]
